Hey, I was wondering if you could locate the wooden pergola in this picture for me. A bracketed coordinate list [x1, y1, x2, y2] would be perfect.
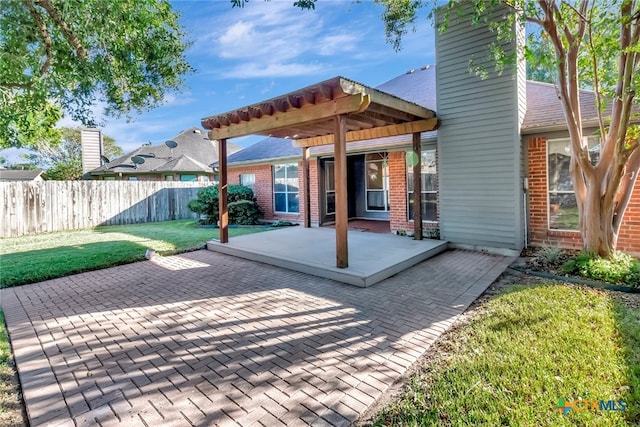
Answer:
[201, 76, 438, 269]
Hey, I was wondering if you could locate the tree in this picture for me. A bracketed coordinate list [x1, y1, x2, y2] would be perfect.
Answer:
[0, 0, 192, 150]
[276, 0, 640, 258]
[23, 127, 123, 180]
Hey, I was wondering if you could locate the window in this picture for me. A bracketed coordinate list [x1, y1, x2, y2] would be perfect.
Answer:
[273, 164, 299, 213]
[180, 174, 197, 182]
[407, 150, 438, 221]
[325, 161, 335, 215]
[366, 153, 389, 211]
[164, 175, 174, 181]
[548, 137, 599, 230]
[103, 176, 116, 181]
[128, 176, 138, 181]
[240, 173, 256, 192]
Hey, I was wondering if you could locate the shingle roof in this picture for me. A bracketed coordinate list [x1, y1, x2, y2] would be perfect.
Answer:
[161, 155, 212, 173]
[0, 169, 44, 181]
[523, 81, 603, 133]
[224, 137, 300, 165]
[91, 127, 242, 175]
[375, 65, 437, 110]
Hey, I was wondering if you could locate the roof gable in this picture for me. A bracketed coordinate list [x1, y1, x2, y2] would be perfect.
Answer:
[0, 169, 44, 181]
[92, 127, 242, 174]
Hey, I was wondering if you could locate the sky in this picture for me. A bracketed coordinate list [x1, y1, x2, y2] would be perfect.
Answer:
[1, 0, 436, 163]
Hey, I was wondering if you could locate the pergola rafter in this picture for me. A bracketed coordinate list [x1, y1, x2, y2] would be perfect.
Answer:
[201, 76, 439, 269]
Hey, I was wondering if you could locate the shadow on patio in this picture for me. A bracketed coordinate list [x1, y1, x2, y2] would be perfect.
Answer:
[1, 248, 512, 426]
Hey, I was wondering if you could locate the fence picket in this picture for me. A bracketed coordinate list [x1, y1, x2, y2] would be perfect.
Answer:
[0, 181, 209, 237]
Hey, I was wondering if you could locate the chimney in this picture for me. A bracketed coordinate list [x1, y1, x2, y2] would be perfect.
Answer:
[81, 128, 103, 178]
[435, 2, 526, 252]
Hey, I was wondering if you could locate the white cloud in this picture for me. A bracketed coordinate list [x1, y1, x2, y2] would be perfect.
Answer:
[191, 1, 349, 80]
[217, 21, 257, 57]
[317, 33, 360, 56]
[162, 93, 196, 106]
[221, 62, 324, 79]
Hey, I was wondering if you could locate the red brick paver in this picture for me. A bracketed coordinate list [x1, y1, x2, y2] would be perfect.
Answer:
[1, 249, 512, 426]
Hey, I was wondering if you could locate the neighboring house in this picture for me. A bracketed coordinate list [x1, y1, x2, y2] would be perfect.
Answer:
[0, 169, 44, 181]
[221, 65, 640, 256]
[89, 127, 241, 181]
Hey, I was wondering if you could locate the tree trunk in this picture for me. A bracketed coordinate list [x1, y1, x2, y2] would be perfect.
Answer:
[575, 146, 640, 258]
[579, 177, 617, 257]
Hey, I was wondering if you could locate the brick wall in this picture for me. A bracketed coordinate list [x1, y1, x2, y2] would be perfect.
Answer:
[228, 163, 309, 224]
[227, 150, 446, 236]
[527, 136, 640, 255]
[389, 150, 440, 237]
[309, 160, 320, 224]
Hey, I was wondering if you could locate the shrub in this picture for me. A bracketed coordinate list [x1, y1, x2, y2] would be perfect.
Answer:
[535, 244, 563, 264]
[187, 186, 219, 223]
[561, 251, 640, 287]
[188, 185, 262, 225]
[228, 200, 260, 225]
[531, 244, 569, 269]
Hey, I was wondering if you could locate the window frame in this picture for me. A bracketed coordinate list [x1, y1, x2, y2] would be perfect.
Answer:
[324, 161, 335, 215]
[547, 136, 599, 231]
[239, 173, 256, 192]
[365, 152, 390, 212]
[273, 163, 300, 214]
[179, 174, 198, 182]
[406, 149, 438, 223]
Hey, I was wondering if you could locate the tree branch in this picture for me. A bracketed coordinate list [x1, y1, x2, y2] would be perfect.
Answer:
[0, 82, 35, 89]
[539, 0, 592, 177]
[586, 4, 606, 143]
[25, 0, 53, 77]
[603, 0, 635, 167]
[35, 0, 87, 60]
[526, 16, 545, 26]
[612, 147, 640, 231]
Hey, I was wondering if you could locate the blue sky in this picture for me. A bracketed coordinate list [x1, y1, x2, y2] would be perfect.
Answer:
[2, 0, 436, 163]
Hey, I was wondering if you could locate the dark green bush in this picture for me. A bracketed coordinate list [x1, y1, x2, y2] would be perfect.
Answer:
[187, 186, 219, 222]
[188, 185, 262, 225]
[561, 251, 640, 287]
[229, 200, 260, 225]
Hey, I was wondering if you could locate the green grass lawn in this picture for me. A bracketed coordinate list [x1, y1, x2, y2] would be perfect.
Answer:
[0, 220, 270, 288]
[374, 284, 640, 426]
[0, 310, 26, 426]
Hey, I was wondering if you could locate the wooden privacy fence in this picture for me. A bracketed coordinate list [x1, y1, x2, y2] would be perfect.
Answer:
[0, 181, 210, 238]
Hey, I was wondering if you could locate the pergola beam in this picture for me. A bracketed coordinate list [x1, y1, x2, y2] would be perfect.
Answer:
[412, 132, 422, 240]
[294, 118, 439, 148]
[338, 79, 433, 119]
[206, 94, 371, 140]
[334, 115, 348, 268]
[302, 147, 311, 228]
[218, 139, 229, 244]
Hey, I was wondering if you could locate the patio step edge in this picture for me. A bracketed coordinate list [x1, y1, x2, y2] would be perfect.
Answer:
[206, 239, 449, 287]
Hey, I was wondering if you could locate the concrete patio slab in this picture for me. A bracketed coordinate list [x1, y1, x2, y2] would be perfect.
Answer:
[206, 226, 448, 287]
[1, 249, 513, 426]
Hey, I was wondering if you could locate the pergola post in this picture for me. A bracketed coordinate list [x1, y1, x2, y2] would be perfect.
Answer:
[218, 138, 229, 243]
[334, 115, 348, 268]
[302, 147, 311, 228]
[412, 132, 423, 240]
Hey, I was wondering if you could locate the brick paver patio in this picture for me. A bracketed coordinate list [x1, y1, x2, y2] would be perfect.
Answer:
[1, 249, 512, 426]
